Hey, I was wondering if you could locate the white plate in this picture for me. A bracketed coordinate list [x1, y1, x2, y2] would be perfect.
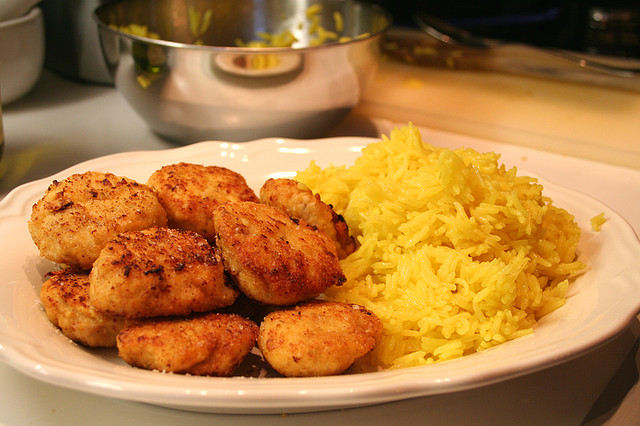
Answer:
[1, 137, 639, 414]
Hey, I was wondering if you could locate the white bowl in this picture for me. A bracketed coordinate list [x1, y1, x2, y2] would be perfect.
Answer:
[0, 7, 44, 105]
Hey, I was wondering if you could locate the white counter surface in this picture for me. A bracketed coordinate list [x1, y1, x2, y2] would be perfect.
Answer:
[1, 69, 639, 425]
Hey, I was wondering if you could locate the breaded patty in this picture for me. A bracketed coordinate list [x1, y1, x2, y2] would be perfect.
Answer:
[147, 163, 259, 241]
[257, 300, 382, 377]
[89, 227, 237, 318]
[40, 269, 133, 347]
[117, 313, 258, 376]
[28, 171, 167, 269]
[213, 201, 346, 306]
[260, 178, 356, 259]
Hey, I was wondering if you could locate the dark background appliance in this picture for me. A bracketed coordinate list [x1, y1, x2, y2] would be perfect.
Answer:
[366, 0, 640, 58]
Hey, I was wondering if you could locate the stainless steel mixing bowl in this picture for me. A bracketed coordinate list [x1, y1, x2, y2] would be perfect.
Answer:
[93, 0, 391, 143]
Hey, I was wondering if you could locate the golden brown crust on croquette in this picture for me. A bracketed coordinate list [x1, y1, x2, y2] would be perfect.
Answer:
[40, 269, 133, 347]
[28, 171, 167, 269]
[257, 301, 382, 377]
[116, 313, 258, 376]
[260, 178, 356, 259]
[147, 163, 259, 241]
[213, 201, 346, 306]
[89, 227, 237, 318]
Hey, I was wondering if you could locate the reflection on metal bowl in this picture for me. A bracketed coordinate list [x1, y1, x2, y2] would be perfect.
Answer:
[214, 51, 303, 77]
[94, 0, 391, 143]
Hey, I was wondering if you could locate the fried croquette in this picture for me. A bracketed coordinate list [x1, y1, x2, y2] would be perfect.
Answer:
[260, 178, 356, 259]
[89, 227, 237, 318]
[257, 300, 382, 377]
[116, 313, 259, 376]
[40, 269, 133, 347]
[28, 171, 167, 269]
[147, 163, 259, 241]
[213, 201, 346, 306]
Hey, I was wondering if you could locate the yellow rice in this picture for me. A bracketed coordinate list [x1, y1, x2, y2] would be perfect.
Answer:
[296, 124, 585, 371]
[591, 212, 607, 231]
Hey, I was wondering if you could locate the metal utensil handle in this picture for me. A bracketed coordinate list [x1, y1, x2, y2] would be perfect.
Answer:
[413, 11, 640, 78]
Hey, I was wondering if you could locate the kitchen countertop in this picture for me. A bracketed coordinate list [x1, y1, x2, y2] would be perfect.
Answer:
[362, 55, 640, 171]
[1, 67, 639, 425]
